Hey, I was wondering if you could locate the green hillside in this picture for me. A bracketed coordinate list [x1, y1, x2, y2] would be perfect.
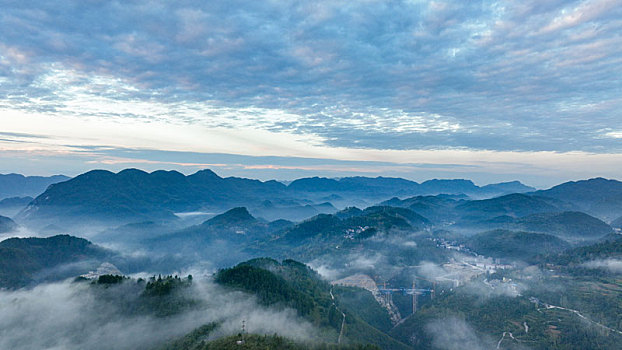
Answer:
[465, 229, 570, 261]
[215, 259, 411, 350]
[0, 234, 107, 288]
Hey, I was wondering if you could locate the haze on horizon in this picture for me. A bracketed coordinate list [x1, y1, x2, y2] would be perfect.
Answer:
[1, 1, 621, 187]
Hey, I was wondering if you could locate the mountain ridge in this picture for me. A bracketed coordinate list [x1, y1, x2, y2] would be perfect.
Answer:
[534, 177, 622, 221]
[0, 173, 70, 200]
[11, 169, 619, 235]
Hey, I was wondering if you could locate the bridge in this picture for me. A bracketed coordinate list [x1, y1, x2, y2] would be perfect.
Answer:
[332, 274, 441, 315]
[378, 278, 437, 314]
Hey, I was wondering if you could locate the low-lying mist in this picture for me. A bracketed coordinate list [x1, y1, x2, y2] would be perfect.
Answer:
[581, 258, 622, 274]
[0, 278, 316, 350]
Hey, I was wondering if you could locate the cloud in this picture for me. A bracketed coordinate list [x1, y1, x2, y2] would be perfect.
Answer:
[0, 279, 316, 350]
[418, 261, 451, 282]
[464, 279, 527, 299]
[603, 131, 622, 139]
[2, 128, 622, 188]
[0, 226, 42, 243]
[307, 259, 342, 281]
[582, 258, 622, 273]
[425, 317, 495, 350]
[0, 0, 621, 158]
[416, 259, 528, 298]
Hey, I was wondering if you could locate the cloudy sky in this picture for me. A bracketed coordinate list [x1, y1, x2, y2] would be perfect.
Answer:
[1, 0, 621, 187]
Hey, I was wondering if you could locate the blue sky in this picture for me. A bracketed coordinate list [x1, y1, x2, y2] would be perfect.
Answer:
[1, 0, 621, 187]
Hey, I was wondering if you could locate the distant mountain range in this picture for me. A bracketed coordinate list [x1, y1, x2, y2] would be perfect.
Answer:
[5, 168, 620, 241]
[0, 173, 70, 199]
[16, 169, 288, 229]
[11, 168, 539, 229]
[288, 176, 534, 198]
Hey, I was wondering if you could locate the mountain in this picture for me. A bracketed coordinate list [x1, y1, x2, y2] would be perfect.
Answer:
[363, 206, 431, 227]
[204, 206, 256, 226]
[17, 168, 541, 231]
[0, 196, 33, 217]
[418, 179, 479, 195]
[612, 215, 622, 229]
[17, 169, 288, 230]
[455, 193, 561, 223]
[512, 211, 613, 241]
[534, 177, 622, 221]
[335, 206, 364, 219]
[478, 181, 536, 197]
[0, 215, 18, 233]
[389, 274, 622, 349]
[204, 207, 295, 236]
[277, 213, 344, 243]
[278, 206, 429, 244]
[380, 195, 462, 223]
[171, 207, 286, 240]
[250, 200, 338, 222]
[214, 258, 411, 350]
[0, 173, 69, 199]
[167, 333, 383, 350]
[465, 229, 571, 261]
[288, 176, 421, 196]
[0, 234, 108, 288]
[147, 207, 289, 266]
[288, 177, 344, 192]
[472, 211, 613, 241]
[93, 221, 177, 244]
[288, 176, 533, 199]
[546, 235, 622, 266]
[243, 206, 436, 268]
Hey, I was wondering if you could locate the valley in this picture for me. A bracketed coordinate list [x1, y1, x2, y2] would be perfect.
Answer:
[1, 170, 621, 349]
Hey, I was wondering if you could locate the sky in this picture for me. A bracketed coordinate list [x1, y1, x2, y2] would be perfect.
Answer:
[0, 0, 621, 187]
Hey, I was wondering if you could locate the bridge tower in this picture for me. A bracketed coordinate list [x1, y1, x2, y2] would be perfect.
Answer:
[412, 280, 417, 314]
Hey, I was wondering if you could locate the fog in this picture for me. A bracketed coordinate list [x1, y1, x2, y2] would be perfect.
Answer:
[425, 317, 495, 350]
[581, 258, 622, 274]
[417, 261, 451, 282]
[2, 186, 620, 350]
[0, 279, 316, 350]
[0, 225, 41, 242]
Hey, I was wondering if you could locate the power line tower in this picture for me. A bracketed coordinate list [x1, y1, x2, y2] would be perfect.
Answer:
[236, 320, 246, 345]
[412, 280, 417, 314]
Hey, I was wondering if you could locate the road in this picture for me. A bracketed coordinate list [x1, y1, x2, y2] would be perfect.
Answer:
[531, 297, 622, 336]
[330, 288, 347, 344]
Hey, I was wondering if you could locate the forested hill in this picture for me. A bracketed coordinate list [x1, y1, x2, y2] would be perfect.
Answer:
[465, 229, 571, 261]
[214, 258, 411, 350]
[0, 235, 108, 288]
[534, 177, 622, 221]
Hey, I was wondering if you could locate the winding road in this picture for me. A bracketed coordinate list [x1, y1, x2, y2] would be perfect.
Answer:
[330, 288, 347, 344]
[530, 297, 622, 336]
